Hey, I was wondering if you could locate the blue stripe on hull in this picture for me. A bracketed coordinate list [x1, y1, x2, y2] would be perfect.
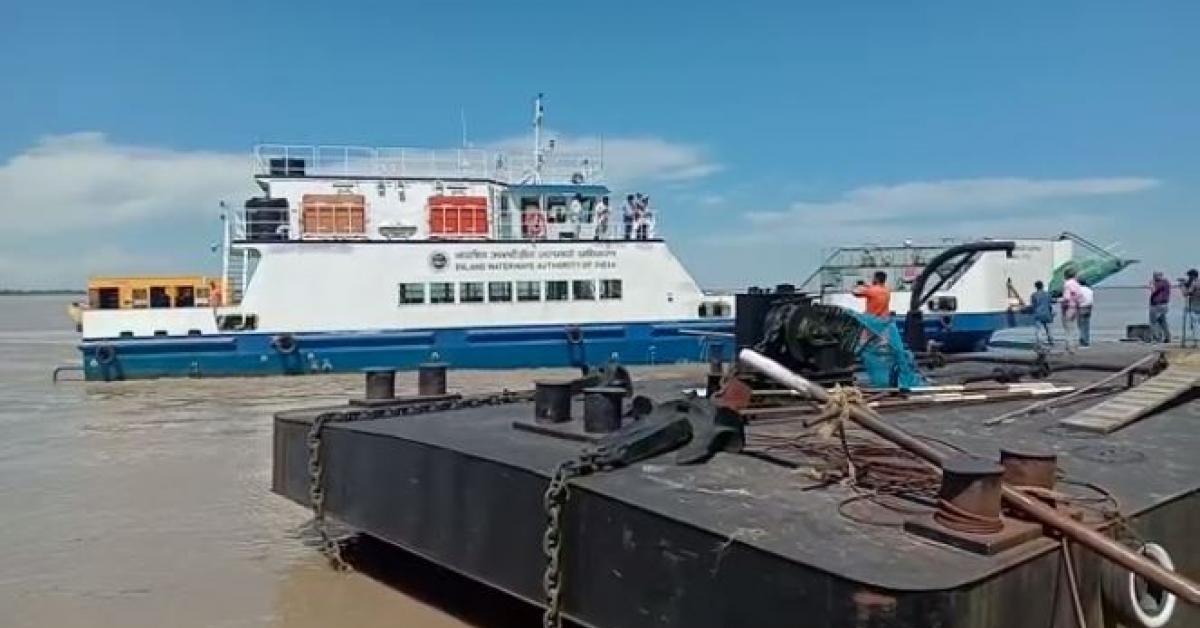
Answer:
[79, 320, 735, 381]
[77, 310, 1031, 381]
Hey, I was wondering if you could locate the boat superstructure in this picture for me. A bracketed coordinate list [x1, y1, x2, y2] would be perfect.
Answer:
[79, 100, 734, 380]
[801, 233, 1134, 351]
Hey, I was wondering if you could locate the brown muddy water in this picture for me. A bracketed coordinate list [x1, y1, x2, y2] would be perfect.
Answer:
[0, 295, 703, 628]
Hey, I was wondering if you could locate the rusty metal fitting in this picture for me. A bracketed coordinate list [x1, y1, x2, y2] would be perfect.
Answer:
[1000, 447, 1057, 491]
[934, 455, 1005, 534]
[417, 362, 448, 397]
[363, 367, 396, 401]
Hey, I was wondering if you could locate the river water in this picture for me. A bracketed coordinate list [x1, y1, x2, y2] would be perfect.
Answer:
[0, 289, 1187, 627]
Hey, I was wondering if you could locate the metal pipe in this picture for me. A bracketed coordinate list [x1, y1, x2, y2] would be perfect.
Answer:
[738, 348, 1200, 607]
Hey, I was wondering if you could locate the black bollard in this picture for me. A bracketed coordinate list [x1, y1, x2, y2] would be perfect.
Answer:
[534, 379, 574, 423]
[364, 367, 397, 401]
[583, 386, 624, 433]
[418, 362, 448, 397]
[706, 345, 725, 397]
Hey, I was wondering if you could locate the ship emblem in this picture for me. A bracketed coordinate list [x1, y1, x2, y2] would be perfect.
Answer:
[429, 251, 448, 271]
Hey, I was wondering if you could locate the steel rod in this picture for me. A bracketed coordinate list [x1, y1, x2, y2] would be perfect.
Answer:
[984, 353, 1159, 425]
[738, 348, 1200, 607]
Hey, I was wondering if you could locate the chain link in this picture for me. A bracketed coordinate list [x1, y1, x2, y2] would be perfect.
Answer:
[541, 450, 603, 628]
[305, 389, 536, 571]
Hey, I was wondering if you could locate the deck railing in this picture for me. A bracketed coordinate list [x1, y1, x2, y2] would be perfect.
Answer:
[253, 144, 604, 184]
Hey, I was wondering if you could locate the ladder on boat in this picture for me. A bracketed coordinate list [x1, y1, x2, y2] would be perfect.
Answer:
[1059, 351, 1200, 433]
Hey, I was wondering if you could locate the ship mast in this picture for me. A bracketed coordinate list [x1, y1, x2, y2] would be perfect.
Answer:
[533, 93, 544, 183]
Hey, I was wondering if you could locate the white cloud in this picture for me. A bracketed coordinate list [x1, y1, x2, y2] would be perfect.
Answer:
[486, 131, 720, 186]
[747, 176, 1160, 227]
[0, 132, 250, 236]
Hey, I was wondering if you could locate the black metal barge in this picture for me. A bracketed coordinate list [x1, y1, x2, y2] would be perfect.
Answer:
[273, 344, 1199, 627]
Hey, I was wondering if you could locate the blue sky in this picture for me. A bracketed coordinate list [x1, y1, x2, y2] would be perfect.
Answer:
[2, 1, 1197, 287]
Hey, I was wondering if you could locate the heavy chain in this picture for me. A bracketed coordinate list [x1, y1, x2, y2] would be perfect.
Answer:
[542, 450, 604, 628]
[754, 302, 793, 354]
[306, 389, 535, 571]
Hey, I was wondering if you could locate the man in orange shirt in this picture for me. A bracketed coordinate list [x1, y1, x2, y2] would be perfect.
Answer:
[853, 271, 892, 319]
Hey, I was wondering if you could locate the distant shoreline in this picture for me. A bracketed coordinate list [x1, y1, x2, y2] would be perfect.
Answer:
[0, 289, 84, 296]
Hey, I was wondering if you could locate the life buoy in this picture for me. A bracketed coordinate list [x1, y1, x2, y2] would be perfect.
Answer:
[95, 344, 116, 365]
[523, 212, 546, 238]
[1101, 542, 1177, 628]
[564, 325, 583, 345]
[271, 333, 298, 354]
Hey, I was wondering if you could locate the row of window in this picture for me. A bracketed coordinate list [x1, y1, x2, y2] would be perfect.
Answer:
[398, 279, 622, 305]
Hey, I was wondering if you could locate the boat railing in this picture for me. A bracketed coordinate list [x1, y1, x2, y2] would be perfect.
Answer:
[253, 144, 604, 184]
[517, 208, 659, 241]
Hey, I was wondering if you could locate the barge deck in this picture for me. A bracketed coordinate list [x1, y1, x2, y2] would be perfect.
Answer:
[272, 343, 1199, 627]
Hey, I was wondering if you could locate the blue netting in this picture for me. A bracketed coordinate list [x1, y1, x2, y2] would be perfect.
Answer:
[847, 310, 927, 389]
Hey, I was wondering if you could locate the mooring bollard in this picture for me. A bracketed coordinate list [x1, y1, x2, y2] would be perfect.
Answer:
[934, 456, 1005, 534]
[364, 367, 397, 401]
[582, 386, 624, 433]
[534, 379, 574, 423]
[418, 362, 448, 397]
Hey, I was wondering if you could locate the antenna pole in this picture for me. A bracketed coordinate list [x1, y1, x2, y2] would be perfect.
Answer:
[533, 93, 544, 183]
[461, 107, 468, 148]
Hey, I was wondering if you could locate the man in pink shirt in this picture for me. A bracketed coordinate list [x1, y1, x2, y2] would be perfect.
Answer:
[1060, 268, 1082, 353]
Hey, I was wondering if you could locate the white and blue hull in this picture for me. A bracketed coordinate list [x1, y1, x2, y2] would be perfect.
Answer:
[80, 319, 734, 380]
[78, 310, 1028, 381]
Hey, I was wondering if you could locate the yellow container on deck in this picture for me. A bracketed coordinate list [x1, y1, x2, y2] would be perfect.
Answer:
[86, 275, 223, 310]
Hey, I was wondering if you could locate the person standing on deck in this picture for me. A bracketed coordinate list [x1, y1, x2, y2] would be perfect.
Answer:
[1029, 281, 1054, 346]
[1149, 271, 1172, 343]
[568, 194, 583, 224]
[1077, 279, 1095, 347]
[1182, 268, 1200, 347]
[633, 195, 647, 240]
[1061, 268, 1082, 353]
[622, 194, 635, 240]
[594, 196, 610, 240]
[640, 197, 654, 240]
[853, 271, 892, 319]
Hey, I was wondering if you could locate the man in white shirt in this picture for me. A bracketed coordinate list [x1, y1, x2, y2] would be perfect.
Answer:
[594, 196, 610, 239]
[1077, 278, 1095, 347]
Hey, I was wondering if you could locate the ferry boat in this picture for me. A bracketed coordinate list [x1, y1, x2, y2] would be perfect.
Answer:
[76, 100, 1133, 380]
[78, 100, 736, 380]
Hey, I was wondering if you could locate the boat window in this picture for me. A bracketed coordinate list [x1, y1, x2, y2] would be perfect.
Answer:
[176, 286, 195, 307]
[516, 281, 541, 302]
[488, 281, 513, 303]
[460, 282, 485, 303]
[187, 329, 202, 336]
[149, 286, 172, 308]
[95, 287, 120, 309]
[546, 196, 568, 223]
[600, 279, 622, 300]
[131, 288, 149, 309]
[545, 281, 569, 301]
[153, 330, 168, 337]
[429, 282, 455, 304]
[572, 280, 596, 301]
[397, 283, 426, 305]
[195, 286, 211, 307]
